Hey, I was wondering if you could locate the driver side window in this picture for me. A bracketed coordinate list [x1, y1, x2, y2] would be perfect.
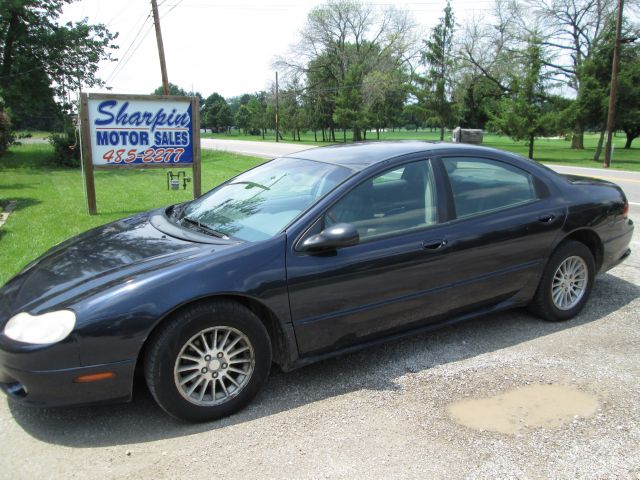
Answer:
[325, 159, 438, 240]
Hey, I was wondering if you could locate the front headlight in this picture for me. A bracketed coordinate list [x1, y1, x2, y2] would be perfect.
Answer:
[4, 310, 76, 344]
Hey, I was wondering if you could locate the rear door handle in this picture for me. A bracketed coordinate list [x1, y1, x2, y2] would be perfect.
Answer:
[537, 214, 556, 223]
[422, 239, 447, 251]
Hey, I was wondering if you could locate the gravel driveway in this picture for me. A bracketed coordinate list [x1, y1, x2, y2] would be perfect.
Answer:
[1, 212, 638, 480]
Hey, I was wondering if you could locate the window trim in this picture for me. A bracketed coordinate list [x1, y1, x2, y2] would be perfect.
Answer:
[438, 155, 542, 222]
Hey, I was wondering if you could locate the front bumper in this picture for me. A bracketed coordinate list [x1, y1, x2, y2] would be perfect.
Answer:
[0, 359, 136, 407]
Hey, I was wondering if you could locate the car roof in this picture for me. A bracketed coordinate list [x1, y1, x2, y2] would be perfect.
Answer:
[286, 141, 507, 171]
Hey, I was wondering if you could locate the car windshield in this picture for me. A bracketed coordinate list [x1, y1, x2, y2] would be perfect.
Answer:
[180, 157, 352, 241]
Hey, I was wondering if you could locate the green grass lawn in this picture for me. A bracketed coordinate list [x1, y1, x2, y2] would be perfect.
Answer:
[204, 128, 639, 170]
[0, 143, 263, 285]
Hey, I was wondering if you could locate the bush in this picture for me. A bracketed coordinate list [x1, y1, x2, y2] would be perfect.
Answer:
[49, 128, 80, 167]
[0, 100, 15, 156]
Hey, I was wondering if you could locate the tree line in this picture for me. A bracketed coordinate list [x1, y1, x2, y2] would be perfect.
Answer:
[190, 0, 640, 160]
[1, 0, 638, 162]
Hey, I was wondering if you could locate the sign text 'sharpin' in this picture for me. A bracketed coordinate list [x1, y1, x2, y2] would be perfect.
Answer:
[88, 97, 195, 166]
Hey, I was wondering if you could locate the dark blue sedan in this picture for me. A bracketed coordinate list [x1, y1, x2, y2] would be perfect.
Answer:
[0, 142, 633, 421]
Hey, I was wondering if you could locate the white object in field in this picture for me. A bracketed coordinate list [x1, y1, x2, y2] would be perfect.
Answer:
[452, 127, 483, 145]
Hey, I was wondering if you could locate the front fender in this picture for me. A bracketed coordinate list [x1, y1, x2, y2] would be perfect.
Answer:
[70, 235, 289, 366]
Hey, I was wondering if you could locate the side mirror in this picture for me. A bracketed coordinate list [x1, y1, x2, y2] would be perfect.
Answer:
[300, 223, 360, 252]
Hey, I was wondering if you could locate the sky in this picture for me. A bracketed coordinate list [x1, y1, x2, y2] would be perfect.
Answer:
[60, 0, 497, 99]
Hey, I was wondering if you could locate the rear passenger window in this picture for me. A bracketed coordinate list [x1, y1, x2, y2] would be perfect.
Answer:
[443, 157, 537, 219]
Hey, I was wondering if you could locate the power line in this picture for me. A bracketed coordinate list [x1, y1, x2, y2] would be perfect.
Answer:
[161, 0, 185, 18]
[104, 13, 153, 85]
[104, 0, 184, 88]
[106, 21, 156, 87]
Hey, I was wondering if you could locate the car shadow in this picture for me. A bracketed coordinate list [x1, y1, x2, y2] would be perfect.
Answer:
[8, 272, 639, 447]
[0, 198, 41, 212]
[0, 184, 32, 190]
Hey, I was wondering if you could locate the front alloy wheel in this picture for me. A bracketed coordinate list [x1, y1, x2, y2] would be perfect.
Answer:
[145, 300, 271, 422]
[174, 326, 255, 406]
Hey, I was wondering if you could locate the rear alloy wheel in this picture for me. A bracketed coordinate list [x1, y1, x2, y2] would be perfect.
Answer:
[550, 256, 588, 311]
[145, 300, 271, 422]
[529, 240, 595, 322]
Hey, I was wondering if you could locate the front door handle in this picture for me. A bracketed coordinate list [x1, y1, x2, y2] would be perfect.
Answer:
[422, 239, 447, 251]
[537, 213, 556, 223]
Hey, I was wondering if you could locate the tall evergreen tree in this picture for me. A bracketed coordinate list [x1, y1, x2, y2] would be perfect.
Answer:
[419, 1, 456, 141]
[490, 35, 552, 159]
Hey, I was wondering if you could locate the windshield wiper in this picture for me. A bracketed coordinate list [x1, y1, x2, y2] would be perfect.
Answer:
[230, 181, 271, 190]
[167, 202, 190, 221]
[181, 217, 229, 239]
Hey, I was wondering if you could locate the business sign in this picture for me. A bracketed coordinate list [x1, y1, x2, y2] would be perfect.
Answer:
[79, 93, 201, 214]
[88, 97, 194, 165]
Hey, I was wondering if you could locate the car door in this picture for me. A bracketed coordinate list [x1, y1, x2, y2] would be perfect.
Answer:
[430, 155, 565, 313]
[286, 154, 564, 356]
[286, 157, 464, 355]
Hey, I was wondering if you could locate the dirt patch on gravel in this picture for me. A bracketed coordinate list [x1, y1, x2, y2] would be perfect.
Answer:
[447, 383, 599, 434]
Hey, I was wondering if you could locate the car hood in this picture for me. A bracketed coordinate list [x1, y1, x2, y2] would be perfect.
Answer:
[0, 210, 232, 317]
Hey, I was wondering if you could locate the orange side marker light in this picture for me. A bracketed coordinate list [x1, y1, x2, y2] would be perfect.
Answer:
[73, 372, 116, 383]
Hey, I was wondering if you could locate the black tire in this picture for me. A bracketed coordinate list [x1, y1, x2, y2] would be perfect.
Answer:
[529, 240, 595, 322]
[144, 300, 272, 422]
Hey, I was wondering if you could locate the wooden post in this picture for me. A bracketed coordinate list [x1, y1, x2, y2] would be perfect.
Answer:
[79, 93, 97, 215]
[151, 0, 170, 95]
[275, 71, 279, 142]
[191, 96, 202, 198]
[604, 0, 624, 168]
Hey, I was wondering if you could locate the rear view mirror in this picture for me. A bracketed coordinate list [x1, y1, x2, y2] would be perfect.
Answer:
[300, 223, 360, 252]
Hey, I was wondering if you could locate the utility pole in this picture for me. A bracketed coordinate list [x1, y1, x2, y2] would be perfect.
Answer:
[604, 0, 624, 168]
[151, 0, 170, 95]
[275, 71, 280, 142]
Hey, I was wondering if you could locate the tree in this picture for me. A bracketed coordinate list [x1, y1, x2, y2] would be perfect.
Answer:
[0, 91, 15, 155]
[457, 0, 523, 132]
[152, 83, 189, 96]
[490, 35, 553, 159]
[616, 40, 640, 149]
[280, 80, 306, 141]
[333, 64, 366, 141]
[305, 54, 340, 141]
[362, 68, 408, 139]
[418, 0, 456, 140]
[235, 104, 251, 134]
[529, 0, 617, 149]
[0, 0, 117, 130]
[458, 0, 520, 99]
[202, 93, 232, 133]
[401, 103, 425, 131]
[455, 75, 503, 129]
[246, 94, 269, 139]
[278, 0, 415, 142]
[227, 94, 252, 126]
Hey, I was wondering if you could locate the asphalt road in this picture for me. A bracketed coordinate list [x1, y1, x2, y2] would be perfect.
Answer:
[201, 138, 640, 205]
